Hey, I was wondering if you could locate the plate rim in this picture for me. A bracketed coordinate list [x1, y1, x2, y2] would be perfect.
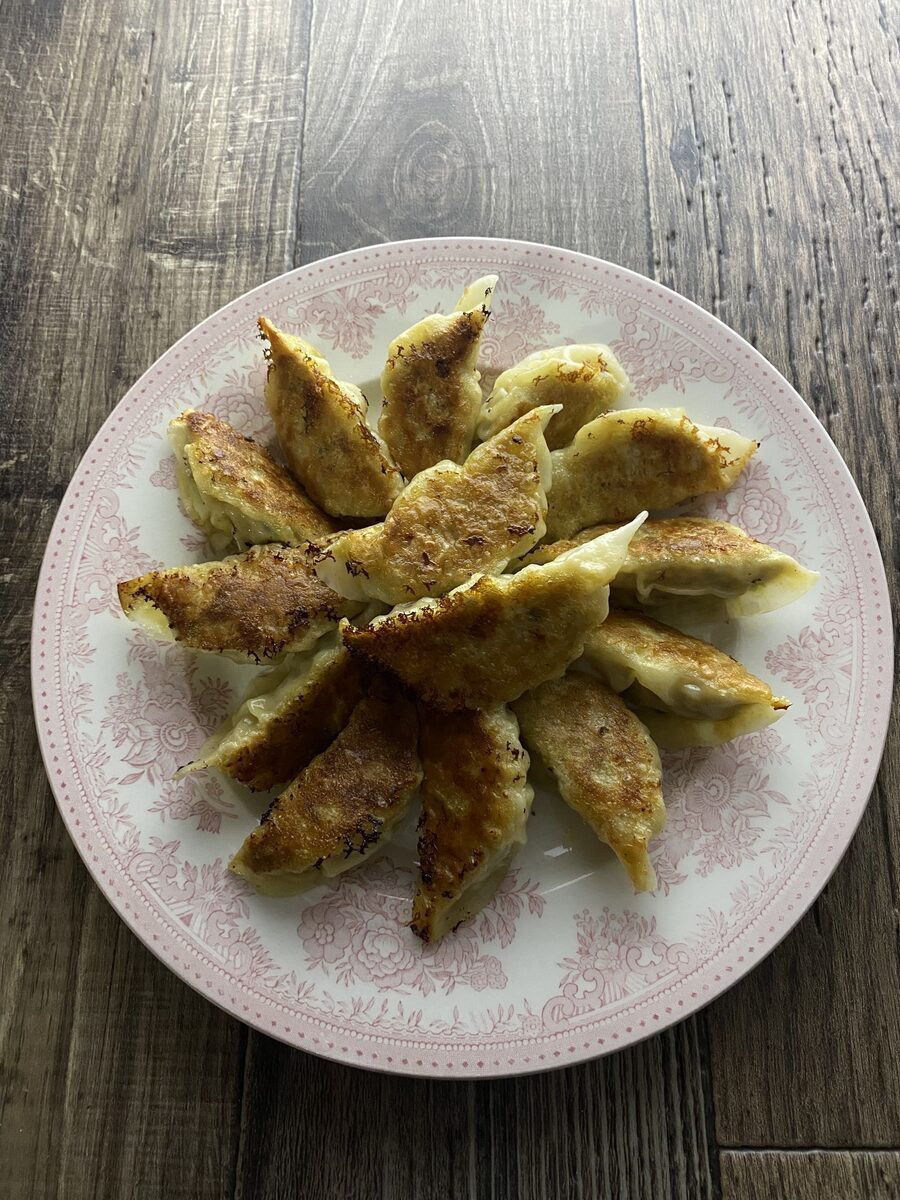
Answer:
[31, 235, 895, 1079]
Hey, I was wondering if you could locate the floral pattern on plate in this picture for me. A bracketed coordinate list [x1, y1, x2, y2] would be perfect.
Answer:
[33, 238, 892, 1077]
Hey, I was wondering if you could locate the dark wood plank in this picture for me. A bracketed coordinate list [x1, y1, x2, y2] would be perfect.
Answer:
[295, 0, 651, 270]
[721, 1152, 900, 1199]
[634, 0, 900, 1147]
[0, 0, 309, 1195]
[235, 1018, 715, 1200]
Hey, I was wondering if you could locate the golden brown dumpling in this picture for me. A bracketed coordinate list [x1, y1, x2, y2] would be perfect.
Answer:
[582, 610, 790, 748]
[544, 409, 757, 539]
[229, 683, 422, 896]
[169, 410, 337, 554]
[118, 545, 363, 663]
[411, 705, 532, 942]
[312, 405, 557, 604]
[477, 343, 631, 449]
[259, 317, 403, 519]
[520, 516, 818, 619]
[378, 275, 496, 477]
[513, 674, 664, 891]
[341, 515, 645, 709]
[176, 633, 364, 791]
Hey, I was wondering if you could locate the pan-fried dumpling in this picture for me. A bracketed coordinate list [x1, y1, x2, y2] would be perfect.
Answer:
[117, 545, 364, 663]
[176, 632, 364, 791]
[230, 682, 422, 896]
[378, 275, 496, 477]
[259, 317, 403, 519]
[341, 514, 646, 709]
[312, 405, 558, 604]
[582, 610, 790, 748]
[513, 674, 664, 891]
[411, 705, 532, 942]
[522, 517, 818, 619]
[544, 408, 757, 539]
[477, 344, 631, 449]
[169, 410, 337, 554]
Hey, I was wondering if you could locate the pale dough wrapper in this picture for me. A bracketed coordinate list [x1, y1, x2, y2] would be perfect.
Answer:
[378, 275, 496, 477]
[544, 408, 757, 540]
[169, 409, 337, 554]
[229, 683, 422, 896]
[118, 544, 363, 663]
[341, 514, 646, 710]
[259, 317, 403, 519]
[412, 705, 532, 942]
[513, 673, 665, 892]
[312, 404, 558, 605]
[478, 343, 631, 449]
[520, 516, 818, 620]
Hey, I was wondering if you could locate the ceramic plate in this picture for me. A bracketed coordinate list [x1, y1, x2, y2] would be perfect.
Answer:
[32, 237, 892, 1078]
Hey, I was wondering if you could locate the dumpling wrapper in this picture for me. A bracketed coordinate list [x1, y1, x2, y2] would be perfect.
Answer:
[513, 674, 664, 892]
[169, 410, 337, 554]
[521, 516, 819, 619]
[118, 544, 363, 663]
[477, 343, 631, 449]
[176, 633, 364, 791]
[378, 275, 496, 477]
[259, 317, 403, 519]
[544, 408, 757, 539]
[411, 705, 532, 942]
[582, 610, 790, 749]
[341, 514, 646, 710]
[229, 682, 422, 896]
[312, 405, 558, 604]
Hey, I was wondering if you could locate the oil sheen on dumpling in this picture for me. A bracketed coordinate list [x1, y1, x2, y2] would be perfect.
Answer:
[411, 705, 532, 942]
[341, 514, 646, 710]
[378, 275, 496, 477]
[522, 516, 818, 619]
[582, 610, 790, 748]
[117, 545, 363, 663]
[513, 674, 664, 891]
[477, 344, 631, 449]
[170, 410, 337, 554]
[312, 405, 558, 604]
[229, 682, 422, 896]
[176, 632, 364, 791]
[544, 408, 757, 539]
[259, 317, 403, 519]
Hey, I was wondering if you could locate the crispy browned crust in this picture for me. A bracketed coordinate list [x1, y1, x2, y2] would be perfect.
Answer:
[259, 317, 403, 518]
[480, 347, 627, 450]
[117, 545, 360, 661]
[232, 683, 421, 877]
[545, 413, 756, 537]
[316, 408, 549, 601]
[341, 568, 601, 710]
[216, 649, 365, 791]
[411, 705, 530, 941]
[513, 674, 664, 890]
[587, 609, 785, 708]
[521, 516, 767, 570]
[174, 409, 338, 542]
[379, 307, 489, 477]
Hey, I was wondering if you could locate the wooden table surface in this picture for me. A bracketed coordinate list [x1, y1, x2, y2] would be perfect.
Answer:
[2, 0, 898, 1196]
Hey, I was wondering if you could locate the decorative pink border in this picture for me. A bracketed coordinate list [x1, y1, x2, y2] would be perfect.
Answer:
[31, 238, 893, 1078]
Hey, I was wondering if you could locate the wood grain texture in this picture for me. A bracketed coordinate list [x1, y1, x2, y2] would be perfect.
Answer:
[0, 0, 308, 1195]
[634, 0, 900, 1148]
[1, 0, 898, 1195]
[721, 1152, 900, 1199]
[235, 1018, 715, 1200]
[295, 0, 651, 269]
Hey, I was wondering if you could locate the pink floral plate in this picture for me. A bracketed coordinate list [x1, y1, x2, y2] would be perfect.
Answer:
[33, 237, 892, 1078]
